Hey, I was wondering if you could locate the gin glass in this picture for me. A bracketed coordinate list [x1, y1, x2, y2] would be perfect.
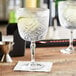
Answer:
[58, 1, 76, 54]
[16, 8, 49, 70]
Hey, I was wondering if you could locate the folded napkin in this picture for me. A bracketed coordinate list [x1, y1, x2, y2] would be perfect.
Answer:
[14, 61, 53, 72]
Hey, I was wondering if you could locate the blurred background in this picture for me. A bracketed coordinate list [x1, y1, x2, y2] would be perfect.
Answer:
[0, 0, 63, 35]
[0, 0, 76, 42]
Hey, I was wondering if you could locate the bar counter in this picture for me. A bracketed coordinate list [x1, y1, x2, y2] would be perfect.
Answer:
[0, 47, 76, 76]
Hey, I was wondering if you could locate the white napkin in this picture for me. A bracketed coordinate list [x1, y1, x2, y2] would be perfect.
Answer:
[14, 61, 53, 72]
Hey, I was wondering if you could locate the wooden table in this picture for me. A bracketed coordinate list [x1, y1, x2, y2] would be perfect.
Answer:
[0, 47, 76, 76]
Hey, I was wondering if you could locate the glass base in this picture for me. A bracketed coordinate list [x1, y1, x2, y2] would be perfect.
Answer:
[29, 62, 44, 70]
[60, 46, 74, 54]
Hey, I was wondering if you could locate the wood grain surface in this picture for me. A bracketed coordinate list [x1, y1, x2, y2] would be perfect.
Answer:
[0, 47, 76, 76]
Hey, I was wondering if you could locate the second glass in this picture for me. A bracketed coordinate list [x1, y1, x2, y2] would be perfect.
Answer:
[58, 1, 76, 54]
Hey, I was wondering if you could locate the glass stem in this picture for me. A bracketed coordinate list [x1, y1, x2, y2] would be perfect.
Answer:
[69, 30, 73, 48]
[30, 41, 36, 63]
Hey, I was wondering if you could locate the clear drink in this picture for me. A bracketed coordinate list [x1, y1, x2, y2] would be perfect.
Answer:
[17, 8, 49, 41]
[58, 1, 76, 54]
[16, 8, 49, 70]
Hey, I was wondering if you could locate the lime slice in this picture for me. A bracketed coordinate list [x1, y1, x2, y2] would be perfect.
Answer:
[18, 17, 39, 32]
